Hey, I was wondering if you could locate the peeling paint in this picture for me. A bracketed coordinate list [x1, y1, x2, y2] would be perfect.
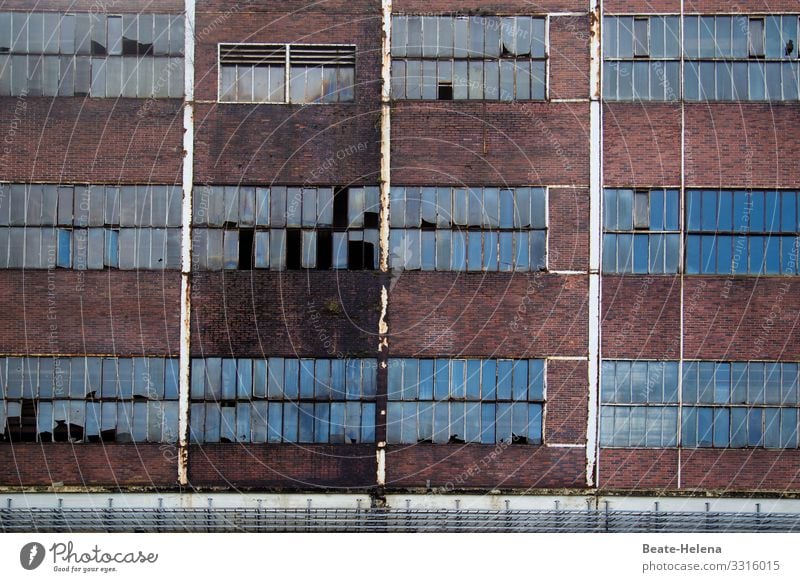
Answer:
[376, 447, 386, 487]
[177, 0, 196, 487]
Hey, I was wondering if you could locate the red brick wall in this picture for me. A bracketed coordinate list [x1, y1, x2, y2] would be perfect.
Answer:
[392, 1, 586, 13]
[191, 271, 381, 357]
[0, 271, 180, 356]
[388, 273, 588, 357]
[605, 1, 800, 12]
[685, 105, 800, 188]
[549, 187, 589, 272]
[193, 104, 381, 186]
[545, 359, 588, 445]
[0, 443, 176, 487]
[199, 0, 378, 14]
[0, 99, 183, 184]
[603, 103, 681, 187]
[550, 15, 590, 101]
[681, 450, 800, 492]
[188, 443, 376, 489]
[599, 449, 679, 490]
[391, 102, 590, 186]
[385, 444, 586, 489]
[683, 278, 800, 361]
[602, 276, 681, 360]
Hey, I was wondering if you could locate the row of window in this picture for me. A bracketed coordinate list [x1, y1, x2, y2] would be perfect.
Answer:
[687, 190, 800, 233]
[189, 358, 377, 401]
[391, 59, 546, 101]
[0, 227, 181, 270]
[192, 227, 379, 271]
[387, 401, 542, 444]
[602, 360, 800, 448]
[390, 228, 545, 272]
[605, 189, 680, 232]
[388, 358, 544, 401]
[601, 405, 800, 449]
[0, 400, 178, 443]
[189, 401, 374, 444]
[0, 12, 185, 56]
[0, 184, 182, 228]
[193, 185, 379, 229]
[0, 356, 179, 400]
[389, 186, 546, 229]
[685, 234, 800, 275]
[391, 16, 547, 59]
[605, 15, 799, 61]
[602, 361, 800, 405]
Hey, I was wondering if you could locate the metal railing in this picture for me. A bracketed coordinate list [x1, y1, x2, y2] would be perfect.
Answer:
[2, 507, 800, 532]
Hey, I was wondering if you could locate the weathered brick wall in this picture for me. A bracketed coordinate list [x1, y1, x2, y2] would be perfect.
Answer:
[550, 15, 590, 101]
[599, 449, 679, 490]
[385, 444, 586, 489]
[391, 102, 590, 186]
[0, 99, 183, 184]
[685, 105, 800, 188]
[0, 0, 183, 12]
[388, 273, 588, 358]
[0, 271, 180, 356]
[683, 278, 800, 361]
[681, 450, 800, 492]
[188, 443, 376, 489]
[0, 443, 177, 487]
[392, 0, 586, 12]
[602, 276, 681, 360]
[191, 271, 381, 357]
[549, 187, 589, 272]
[545, 359, 588, 445]
[605, 0, 800, 12]
[603, 103, 681, 187]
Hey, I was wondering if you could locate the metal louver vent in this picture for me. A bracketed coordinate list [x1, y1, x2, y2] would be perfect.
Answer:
[289, 45, 356, 66]
[219, 43, 286, 66]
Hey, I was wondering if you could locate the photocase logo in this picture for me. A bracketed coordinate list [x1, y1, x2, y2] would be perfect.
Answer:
[20, 542, 46, 570]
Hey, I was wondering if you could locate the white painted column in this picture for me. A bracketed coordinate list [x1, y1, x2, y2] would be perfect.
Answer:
[586, 0, 603, 488]
[178, 0, 196, 486]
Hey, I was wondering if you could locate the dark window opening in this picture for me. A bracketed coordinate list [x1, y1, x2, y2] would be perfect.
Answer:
[448, 434, 465, 444]
[316, 230, 333, 269]
[5, 401, 36, 442]
[511, 433, 529, 445]
[333, 187, 349, 227]
[347, 241, 375, 270]
[238, 229, 254, 270]
[438, 83, 453, 100]
[363, 211, 380, 228]
[286, 229, 302, 269]
[90, 41, 107, 55]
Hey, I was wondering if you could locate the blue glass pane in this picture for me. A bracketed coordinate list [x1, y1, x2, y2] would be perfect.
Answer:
[467, 231, 482, 272]
[747, 408, 763, 447]
[283, 359, 299, 399]
[749, 362, 765, 404]
[780, 408, 798, 448]
[698, 362, 715, 403]
[314, 403, 330, 443]
[765, 191, 780, 232]
[749, 236, 765, 274]
[682, 361, 698, 403]
[781, 363, 799, 405]
[602, 234, 617, 273]
[267, 402, 282, 442]
[528, 360, 544, 401]
[361, 403, 375, 443]
[386, 402, 401, 443]
[717, 235, 732, 274]
[330, 359, 346, 400]
[765, 236, 780, 274]
[697, 407, 713, 447]
[434, 359, 449, 400]
[466, 360, 481, 400]
[313, 360, 330, 399]
[649, 189, 664, 230]
[451, 359, 466, 399]
[402, 358, 418, 400]
[749, 62, 765, 100]
[604, 189, 617, 230]
[781, 192, 797, 232]
[751, 191, 765, 232]
[682, 406, 697, 447]
[496, 402, 513, 443]
[713, 408, 730, 447]
[731, 363, 748, 404]
[221, 359, 237, 399]
[451, 231, 466, 270]
[732, 191, 748, 232]
[687, 191, 701, 231]
[618, 233, 633, 272]
[714, 363, 731, 404]
[730, 407, 747, 447]
[497, 360, 513, 400]
[346, 358, 362, 399]
[299, 359, 314, 399]
[663, 362, 679, 403]
[701, 190, 717, 230]
[483, 230, 498, 270]
[700, 235, 716, 273]
[617, 189, 633, 230]
[418, 359, 434, 400]
[764, 408, 781, 448]
[511, 360, 528, 401]
[649, 233, 665, 273]
[633, 234, 648, 273]
[481, 360, 496, 400]
[481, 403, 496, 443]
[387, 359, 402, 399]
[684, 61, 699, 101]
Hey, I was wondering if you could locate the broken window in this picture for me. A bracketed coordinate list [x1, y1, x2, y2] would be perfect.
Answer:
[391, 15, 547, 100]
[0, 356, 179, 443]
[386, 358, 545, 444]
[192, 185, 379, 270]
[389, 186, 546, 272]
[0, 11, 184, 98]
[0, 183, 181, 270]
[602, 188, 681, 274]
[218, 43, 355, 103]
[189, 357, 376, 444]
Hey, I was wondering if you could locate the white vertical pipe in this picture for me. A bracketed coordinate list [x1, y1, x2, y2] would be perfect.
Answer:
[178, 0, 196, 486]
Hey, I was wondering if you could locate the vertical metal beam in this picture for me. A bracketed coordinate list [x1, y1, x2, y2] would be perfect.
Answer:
[586, 0, 603, 488]
[376, 0, 392, 489]
[677, 0, 685, 490]
[178, 0, 196, 486]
